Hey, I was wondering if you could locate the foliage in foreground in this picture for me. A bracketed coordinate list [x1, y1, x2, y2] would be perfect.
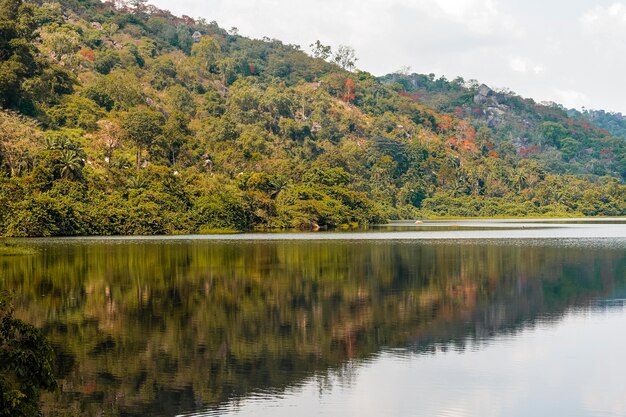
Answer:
[0, 292, 57, 417]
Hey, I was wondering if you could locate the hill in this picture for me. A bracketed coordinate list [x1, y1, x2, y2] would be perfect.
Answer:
[380, 73, 626, 181]
[574, 109, 626, 140]
[0, 0, 625, 237]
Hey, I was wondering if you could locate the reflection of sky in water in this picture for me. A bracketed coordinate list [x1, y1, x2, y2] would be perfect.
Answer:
[192, 305, 626, 417]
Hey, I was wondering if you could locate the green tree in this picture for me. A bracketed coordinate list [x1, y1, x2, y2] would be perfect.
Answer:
[43, 29, 80, 63]
[0, 110, 44, 176]
[121, 107, 165, 168]
[0, 0, 38, 110]
[0, 292, 57, 417]
[155, 111, 191, 165]
[48, 95, 104, 131]
[94, 50, 120, 75]
[560, 136, 579, 161]
[166, 85, 196, 116]
[175, 25, 193, 54]
[309, 40, 332, 60]
[54, 148, 84, 180]
[539, 121, 568, 148]
[191, 36, 221, 74]
[333, 45, 358, 71]
[83, 71, 143, 111]
[21, 65, 75, 109]
[149, 57, 177, 90]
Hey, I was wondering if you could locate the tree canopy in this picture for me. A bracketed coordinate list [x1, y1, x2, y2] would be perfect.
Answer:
[0, 0, 624, 237]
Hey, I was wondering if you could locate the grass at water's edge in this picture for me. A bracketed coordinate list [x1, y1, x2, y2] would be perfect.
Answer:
[0, 242, 36, 256]
[197, 227, 243, 235]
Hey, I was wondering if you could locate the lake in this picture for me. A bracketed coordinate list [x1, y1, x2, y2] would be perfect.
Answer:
[2, 219, 626, 417]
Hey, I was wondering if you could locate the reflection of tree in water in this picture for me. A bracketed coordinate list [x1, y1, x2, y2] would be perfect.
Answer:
[2, 240, 625, 416]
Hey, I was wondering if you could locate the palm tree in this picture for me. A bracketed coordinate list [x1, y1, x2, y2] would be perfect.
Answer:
[513, 170, 528, 193]
[55, 149, 84, 180]
[126, 175, 147, 189]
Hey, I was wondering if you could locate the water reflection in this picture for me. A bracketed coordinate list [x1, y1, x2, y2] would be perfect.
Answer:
[1, 234, 625, 417]
[201, 307, 626, 417]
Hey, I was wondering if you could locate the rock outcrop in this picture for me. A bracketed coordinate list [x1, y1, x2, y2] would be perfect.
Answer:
[474, 84, 498, 107]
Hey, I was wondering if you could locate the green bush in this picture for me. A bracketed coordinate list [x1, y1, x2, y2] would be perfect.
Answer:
[0, 293, 57, 417]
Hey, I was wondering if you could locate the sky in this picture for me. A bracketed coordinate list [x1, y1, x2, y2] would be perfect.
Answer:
[148, 0, 626, 114]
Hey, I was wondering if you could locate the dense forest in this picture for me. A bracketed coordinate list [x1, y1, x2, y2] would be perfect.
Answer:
[0, 0, 625, 237]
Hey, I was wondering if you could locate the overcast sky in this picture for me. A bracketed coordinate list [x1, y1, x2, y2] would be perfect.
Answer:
[149, 0, 626, 113]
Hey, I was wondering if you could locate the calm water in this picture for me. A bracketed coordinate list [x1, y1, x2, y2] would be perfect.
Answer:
[2, 219, 626, 417]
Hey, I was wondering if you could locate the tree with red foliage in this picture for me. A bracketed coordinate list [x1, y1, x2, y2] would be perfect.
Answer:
[79, 49, 95, 62]
[437, 115, 455, 132]
[456, 120, 476, 141]
[518, 145, 541, 158]
[461, 140, 478, 153]
[445, 137, 458, 149]
[342, 78, 356, 103]
[600, 148, 614, 160]
[399, 91, 419, 102]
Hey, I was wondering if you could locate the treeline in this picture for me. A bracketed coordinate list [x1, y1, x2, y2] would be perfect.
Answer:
[0, 0, 625, 236]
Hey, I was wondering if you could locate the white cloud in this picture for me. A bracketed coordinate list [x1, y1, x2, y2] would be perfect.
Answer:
[430, 0, 511, 35]
[553, 89, 589, 109]
[509, 57, 544, 75]
[581, 2, 626, 35]
[148, 0, 626, 113]
[509, 57, 527, 73]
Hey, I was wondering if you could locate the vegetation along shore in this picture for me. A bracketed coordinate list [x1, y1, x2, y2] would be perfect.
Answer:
[0, 0, 624, 237]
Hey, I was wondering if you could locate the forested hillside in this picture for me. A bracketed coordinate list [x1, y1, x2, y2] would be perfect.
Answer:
[381, 73, 626, 180]
[576, 109, 626, 140]
[1, 0, 625, 237]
